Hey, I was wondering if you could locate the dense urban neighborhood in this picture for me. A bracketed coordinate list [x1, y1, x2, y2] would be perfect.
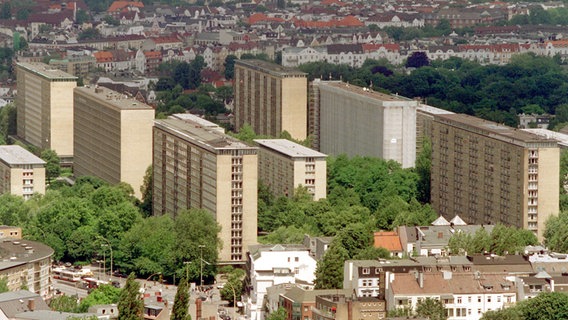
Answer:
[1, 0, 568, 320]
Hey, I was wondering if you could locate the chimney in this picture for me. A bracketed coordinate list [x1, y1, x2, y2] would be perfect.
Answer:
[27, 299, 35, 311]
[157, 296, 163, 303]
[416, 271, 424, 289]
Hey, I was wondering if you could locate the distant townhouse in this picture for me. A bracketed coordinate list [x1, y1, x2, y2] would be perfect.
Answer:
[280, 287, 352, 320]
[16, 62, 77, 163]
[142, 35, 184, 51]
[364, 12, 424, 28]
[312, 80, 417, 168]
[343, 259, 421, 300]
[234, 59, 308, 140]
[424, 8, 506, 28]
[312, 294, 386, 320]
[247, 244, 317, 320]
[430, 114, 560, 241]
[107, 0, 144, 19]
[386, 272, 516, 320]
[74, 86, 154, 199]
[48, 55, 96, 78]
[282, 44, 401, 68]
[0, 145, 46, 200]
[255, 139, 327, 200]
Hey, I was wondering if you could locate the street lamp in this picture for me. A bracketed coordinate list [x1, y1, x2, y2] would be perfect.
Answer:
[199, 245, 205, 288]
[183, 261, 191, 284]
[98, 236, 113, 282]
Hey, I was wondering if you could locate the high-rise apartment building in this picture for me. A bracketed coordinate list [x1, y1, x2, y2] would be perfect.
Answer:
[16, 62, 77, 163]
[430, 114, 559, 241]
[153, 118, 258, 263]
[0, 145, 46, 200]
[234, 59, 308, 140]
[254, 139, 327, 200]
[74, 86, 154, 199]
[313, 80, 417, 168]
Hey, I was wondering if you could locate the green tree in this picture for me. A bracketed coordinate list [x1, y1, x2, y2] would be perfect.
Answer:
[224, 55, 237, 80]
[118, 215, 175, 277]
[16, 9, 30, 20]
[266, 307, 287, 320]
[406, 51, 430, 68]
[481, 307, 523, 320]
[139, 166, 153, 217]
[171, 276, 191, 320]
[49, 295, 79, 312]
[415, 298, 447, 320]
[519, 292, 568, 320]
[416, 138, 432, 203]
[75, 10, 89, 24]
[220, 268, 245, 306]
[314, 243, 348, 289]
[79, 284, 121, 312]
[41, 149, 60, 183]
[0, 277, 8, 293]
[78, 28, 101, 40]
[0, 2, 10, 19]
[173, 209, 221, 283]
[118, 273, 143, 320]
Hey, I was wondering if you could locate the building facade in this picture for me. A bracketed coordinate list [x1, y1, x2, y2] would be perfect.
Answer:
[153, 118, 258, 263]
[0, 145, 45, 200]
[246, 244, 317, 320]
[0, 239, 54, 300]
[430, 114, 559, 241]
[314, 81, 417, 168]
[254, 139, 327, 200]
[234, 59, 308, 140]
[74, 86, 155, 199]
[16, 62, 77, 163]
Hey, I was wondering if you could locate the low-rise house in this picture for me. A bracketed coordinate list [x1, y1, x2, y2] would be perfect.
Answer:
[280, 287, 351, 320]
[246, 244, 317, 320]
[312, 294, 386, 320]
[373, 231, 403, 258]
[386, 272, 516, 320]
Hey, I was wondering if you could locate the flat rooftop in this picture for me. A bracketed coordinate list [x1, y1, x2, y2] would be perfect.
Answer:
[0, 146, 45, 166]
[254, 139, 326, 158]
[16, 62, 77, 80]
[154, 119, 256, 152]
[522, 128, 568, 148]
[436, 113, 559, 145]
[417, 103, 455, 115]
[320, 81, 417, 103]
[235, 59, 307, 77]
[75, 86, 154, 110]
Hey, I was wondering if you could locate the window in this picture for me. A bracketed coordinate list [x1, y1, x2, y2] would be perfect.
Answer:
[362, 268, 370, 275]
[468, 296, 471, 303]
[478, 296, 482, 303]
[457, 297, 462, 304]
[487, 296, 492, 303]
[497, 296, 501, 303]
[295, 257, 299, 262]
[294, 268, 299, 274]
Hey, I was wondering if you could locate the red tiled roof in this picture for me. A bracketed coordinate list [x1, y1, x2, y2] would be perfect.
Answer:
[373, 231, 403, 252]
[108, 1, 144, 13]
[248, 13, 284, 25]
[144, 51, 162, 59]
[320, 0, 348, 6]
[93, 51, 113, 62]
[336, 15, 364, 27]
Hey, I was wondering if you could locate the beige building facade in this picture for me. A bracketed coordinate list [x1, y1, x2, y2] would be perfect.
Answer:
[234, 59, 308, 140]
[16, 62, 77, 162]
[0, 145, 46, 200]
[430, 114, 559, 241]
[314, 81, 417, 168]
[254, 139, 327, 200]
[153, 119, 258, 263]
[74, 86, 154, 199]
